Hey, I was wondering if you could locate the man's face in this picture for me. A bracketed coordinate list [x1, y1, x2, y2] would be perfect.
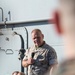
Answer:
[31, 31, 44, 47]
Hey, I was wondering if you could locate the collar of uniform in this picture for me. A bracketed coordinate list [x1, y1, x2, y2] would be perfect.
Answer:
[35, 41, 45, 49]
[39, 41, 45, 47]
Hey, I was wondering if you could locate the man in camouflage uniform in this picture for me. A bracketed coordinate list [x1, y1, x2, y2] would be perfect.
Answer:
[22, 29, 58, 75]
[53, 58, 75, 75]
[53, 0, 75, 75]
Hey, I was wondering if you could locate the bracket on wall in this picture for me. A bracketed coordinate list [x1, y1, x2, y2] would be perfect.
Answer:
[5, 49, 14, 54]
[0, 47, 14, 55]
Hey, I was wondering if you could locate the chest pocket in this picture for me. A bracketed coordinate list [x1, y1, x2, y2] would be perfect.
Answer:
[34, 49, 48, 65]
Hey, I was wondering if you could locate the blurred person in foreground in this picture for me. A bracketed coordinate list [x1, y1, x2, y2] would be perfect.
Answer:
[22, 29, 58, 75]
[52, 0, 75, 75]
[12, 71, 25, 75]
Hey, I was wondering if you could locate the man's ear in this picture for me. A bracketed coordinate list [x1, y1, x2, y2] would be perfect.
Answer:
[53, 10, 63, 34]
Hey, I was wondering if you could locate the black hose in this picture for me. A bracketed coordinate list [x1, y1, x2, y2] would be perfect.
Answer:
[14, 31, 25, 73]
[19, 34, 25, 72]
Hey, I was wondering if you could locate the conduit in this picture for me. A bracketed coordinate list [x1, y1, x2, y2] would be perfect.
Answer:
[13, 32, 25, 72]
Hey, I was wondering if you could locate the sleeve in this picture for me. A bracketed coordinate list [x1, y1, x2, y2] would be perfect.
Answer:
[48, 47, 58, 65]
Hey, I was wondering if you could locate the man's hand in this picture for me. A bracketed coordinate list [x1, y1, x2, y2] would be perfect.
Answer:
[27, 58, 34, 65]
[22, 58, 34, 67]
